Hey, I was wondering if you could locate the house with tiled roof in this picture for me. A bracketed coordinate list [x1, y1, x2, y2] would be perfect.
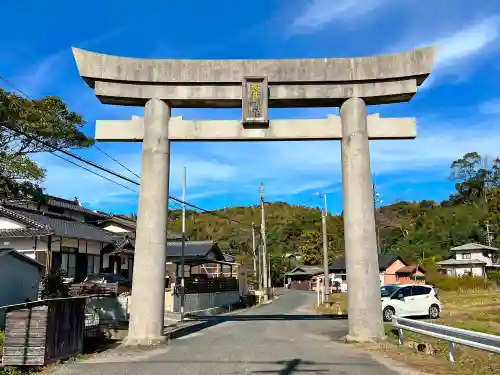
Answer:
[326, 254, 426, 292]
[4, 195, 107, 223]
[0, 200, 116, 282]
[96, 215, 183, 279]
[436, 243, 500, 277]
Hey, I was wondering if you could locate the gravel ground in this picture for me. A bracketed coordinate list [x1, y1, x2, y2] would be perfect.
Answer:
[50, 291, 403, 375]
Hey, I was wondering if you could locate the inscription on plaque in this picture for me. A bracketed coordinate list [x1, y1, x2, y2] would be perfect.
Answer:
[242, 76, 269, 126]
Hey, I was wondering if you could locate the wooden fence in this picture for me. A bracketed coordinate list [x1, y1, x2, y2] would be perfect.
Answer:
[1, 297, 86, 366]
[176, 277, 239, 294]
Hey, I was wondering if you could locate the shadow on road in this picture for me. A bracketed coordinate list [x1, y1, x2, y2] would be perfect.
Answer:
[169, 313, 347, 340]
[113, 358, 376, 372]
[194, 314, 348, 321]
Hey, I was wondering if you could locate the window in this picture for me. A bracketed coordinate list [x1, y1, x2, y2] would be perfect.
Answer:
[411, 286, 431, 296]
[60, 247, 77, 278]
[397, 286, 412, 298]
[381, 285, 400, 298]
[462, 253, 471, 260]
[87, 255, 100, 276]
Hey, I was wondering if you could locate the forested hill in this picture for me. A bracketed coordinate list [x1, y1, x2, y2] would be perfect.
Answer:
[168, 152, 500, 281]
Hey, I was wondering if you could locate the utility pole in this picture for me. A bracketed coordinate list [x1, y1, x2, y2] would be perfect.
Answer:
[268, 251, 272, 289]
[373, 181, 382, 252]
[180, 166, 187, 322]
[486, 221, 492, 247]
[320, 192, 329, 302]
[260, 182, 269, 298]
[258, 244, 263, 290]
[251, 222, 258, 287]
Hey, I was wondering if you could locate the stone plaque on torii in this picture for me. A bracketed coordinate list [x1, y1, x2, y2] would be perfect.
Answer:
[72, 46, 435, 345]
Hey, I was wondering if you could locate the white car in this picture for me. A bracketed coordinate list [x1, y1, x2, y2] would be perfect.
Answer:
[380, 284, 442, 322]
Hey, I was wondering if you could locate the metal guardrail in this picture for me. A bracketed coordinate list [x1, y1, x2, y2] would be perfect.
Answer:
[392, 315, 500, 362]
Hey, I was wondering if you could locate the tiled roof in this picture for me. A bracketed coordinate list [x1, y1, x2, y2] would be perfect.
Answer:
[329, 254, 405, 271]
[112, 229, 183, 250]
[0, 206, 53, 238]
[287, 265, 324, 276]
[451, 243, 500, 252]
[395, 265, 418, 273]
[436, 258, 487, 266]
[166, 240, 224, 260]
[0, 205, 115, 243]
[223, 253, 236, 262]
[99, 215, 137, 230]
[0, 228, 53, 238]
[45, 196, 107, 217]
[3, 196, 107, 218]
[0, 248, 44, 269]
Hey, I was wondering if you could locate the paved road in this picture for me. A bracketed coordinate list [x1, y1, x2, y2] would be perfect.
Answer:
[53, 291, 401, 375]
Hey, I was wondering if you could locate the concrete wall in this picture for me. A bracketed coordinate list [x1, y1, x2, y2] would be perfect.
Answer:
[0, 254, 42, 329]
[86, 296, 129, 328]
[171, 291, 240, 313]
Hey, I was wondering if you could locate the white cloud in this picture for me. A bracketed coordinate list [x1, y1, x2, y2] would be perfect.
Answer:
[31, 147, 238, 210]
[28, 112, 500, 212]
[10, 28, 126, 97]
[409, 16, 500, 89]
[479, 98, 500, 114]
[432, 16, 500, 69]
[289, 0, 387, 35]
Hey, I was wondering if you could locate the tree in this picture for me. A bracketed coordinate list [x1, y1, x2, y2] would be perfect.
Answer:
[449, 152, 492, 204]
[0, 89, 93, 199]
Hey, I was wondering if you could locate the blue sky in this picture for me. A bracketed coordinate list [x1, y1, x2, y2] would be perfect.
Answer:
[2, 0, 500, 215]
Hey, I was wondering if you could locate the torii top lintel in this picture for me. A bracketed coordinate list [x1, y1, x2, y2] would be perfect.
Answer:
[72, 46, 435, 108]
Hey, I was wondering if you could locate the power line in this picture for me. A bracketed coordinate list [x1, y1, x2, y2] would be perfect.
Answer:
[0, 75, 254, 228]
[93, 142, 141, 179]
[0, 121, 253, 228]
[49, 152, 139, 194]
[0, 75, 33, 100]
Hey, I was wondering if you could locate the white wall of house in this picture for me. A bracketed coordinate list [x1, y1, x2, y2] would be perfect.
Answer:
[455, 250, 493, 266]
[0, 217, 26, 229]
[1, 237, 48, 260]
[446, 265, 485, 277]
[103, 224, 131, 233]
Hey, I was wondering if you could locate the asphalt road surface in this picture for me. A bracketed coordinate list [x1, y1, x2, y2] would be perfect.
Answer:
[52, 291, 401, 375]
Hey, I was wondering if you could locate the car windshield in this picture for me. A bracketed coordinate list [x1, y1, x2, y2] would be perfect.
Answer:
[102, 274, 118, 282]
[380, 285, 401, 298]
[85, 275, 103, 282]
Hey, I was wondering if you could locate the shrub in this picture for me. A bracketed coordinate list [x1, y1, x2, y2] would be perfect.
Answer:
[427, 274, 490, 291]
[40, 269, 69, 299]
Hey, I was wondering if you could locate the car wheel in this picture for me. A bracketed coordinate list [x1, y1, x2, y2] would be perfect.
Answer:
[429, 304, 440, 319]
[383, 306, 395, 322]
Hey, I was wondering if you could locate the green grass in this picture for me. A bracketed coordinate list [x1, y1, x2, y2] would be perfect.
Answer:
[380, 290, 500, 375]
[317, 290, 500, 375]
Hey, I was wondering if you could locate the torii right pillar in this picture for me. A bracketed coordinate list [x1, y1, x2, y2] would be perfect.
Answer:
[340, 97, 383, 341]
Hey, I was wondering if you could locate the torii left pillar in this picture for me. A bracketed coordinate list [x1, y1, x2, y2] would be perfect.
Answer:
[126, 98, 171, 345]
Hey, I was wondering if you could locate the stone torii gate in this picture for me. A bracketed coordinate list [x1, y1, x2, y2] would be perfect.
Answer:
[72, 46, 435, 345]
